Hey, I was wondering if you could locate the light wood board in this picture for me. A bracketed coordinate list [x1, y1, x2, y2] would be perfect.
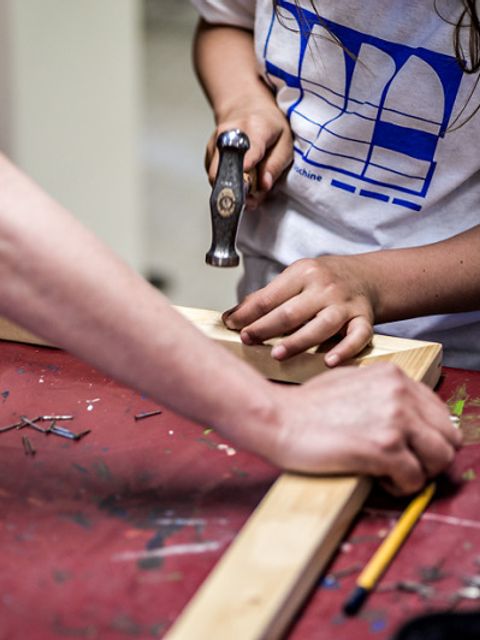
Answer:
[177, 306, 442, 387]
[0, 308, 442, 640]
[171, 308, 442, 639]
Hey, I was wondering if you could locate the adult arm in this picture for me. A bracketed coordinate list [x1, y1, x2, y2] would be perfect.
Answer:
[0, 153, 460, 493]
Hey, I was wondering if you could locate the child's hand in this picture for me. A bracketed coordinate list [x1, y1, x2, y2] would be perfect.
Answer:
[206, 103, 293, 208]
[223, 256, 377, 366]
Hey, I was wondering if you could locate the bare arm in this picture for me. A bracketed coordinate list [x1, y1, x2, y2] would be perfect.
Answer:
[0, 154, 460, 493]
[194, 18, 292, 202]
[225, 226, 480, 365]
[365, 226, 480, 320]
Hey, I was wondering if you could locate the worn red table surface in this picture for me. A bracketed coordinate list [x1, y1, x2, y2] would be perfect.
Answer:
[0, 342, 478, 640]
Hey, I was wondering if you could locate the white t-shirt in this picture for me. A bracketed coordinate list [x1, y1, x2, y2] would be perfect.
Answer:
[191, 0, 480, 369]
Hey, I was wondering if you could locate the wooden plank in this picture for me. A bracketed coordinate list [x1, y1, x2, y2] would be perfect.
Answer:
[166, 308, 442, 640]
[176, 306, 442, 385]
[0, 316, 51, 347]
[0, 308, 442, 640]
[0, 306, 442, 387]
[168, 474, 371, 640]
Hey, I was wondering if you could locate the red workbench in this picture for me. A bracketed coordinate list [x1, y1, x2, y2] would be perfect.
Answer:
[0, 341, 479, 640]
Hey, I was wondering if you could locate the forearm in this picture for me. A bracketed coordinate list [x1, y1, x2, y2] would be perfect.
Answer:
[193, 19, 276, 121]
[0, 156, 461, 492]
[0, 154, 278, 455]
[353, 226, 480, 322]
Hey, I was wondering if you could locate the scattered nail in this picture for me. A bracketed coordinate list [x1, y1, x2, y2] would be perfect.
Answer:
[20, 416, 48, 433]
[50, 427, 77, 440]
[0, 421, 24, 433]
[134, 409, 163, 421]
[74, 429, 91, 441]
[16, 416, 42, 430]
[22, 436, 36, 456]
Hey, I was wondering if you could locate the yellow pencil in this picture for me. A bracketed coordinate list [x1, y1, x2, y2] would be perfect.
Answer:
[343, 481, 436, 615]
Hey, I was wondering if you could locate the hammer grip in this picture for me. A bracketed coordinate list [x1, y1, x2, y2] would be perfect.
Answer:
[206, 130, 250, 268]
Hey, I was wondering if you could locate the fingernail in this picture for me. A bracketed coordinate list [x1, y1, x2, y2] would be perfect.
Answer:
[325, 353, 340, 367]
[271, 344, 287, 360]
[222, 307, 238, 328]
[263, 172, 273, 191]
[241, 330, 254, 345]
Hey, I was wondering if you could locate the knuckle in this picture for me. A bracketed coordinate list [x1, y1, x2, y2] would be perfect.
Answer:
[435, 443, 455, 470]
[373, 362, 408, 392]
[255, 294, 274, 316]
[376, 428, 404, 454]
[318, 306, 346, 332]
[295, 258, 320, 278]
[279, 304, 301, 326]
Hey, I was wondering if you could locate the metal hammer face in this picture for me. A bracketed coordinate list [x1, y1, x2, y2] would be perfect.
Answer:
[205, 130, 250, 267]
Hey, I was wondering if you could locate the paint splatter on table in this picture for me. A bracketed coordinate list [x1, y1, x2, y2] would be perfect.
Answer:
[0, 344, 478, 640]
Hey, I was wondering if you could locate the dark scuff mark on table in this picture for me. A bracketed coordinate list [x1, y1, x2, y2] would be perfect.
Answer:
[360, 608, 389, 634]
[92, 458, 113, 481]
[52, 569, 72, 584]
[109, 616, 167, 638]
[110, 613, 143, 636]
[72, 463, 89, 475]
[52, 617, 98, 638]
[150, 622, 167, 637]
[60, 511, 93, 530]
[97, 489, 211, 570]
[98, 494, 130, 520]
[231, 467, 249, 478]
[1, 390, 9, 402]
[139, 521, 185, 570]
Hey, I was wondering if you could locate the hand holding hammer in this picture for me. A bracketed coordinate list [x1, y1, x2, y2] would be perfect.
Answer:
[205, 130, 255, 267]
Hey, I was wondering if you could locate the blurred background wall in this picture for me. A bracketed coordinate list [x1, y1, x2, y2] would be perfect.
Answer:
[0, 0, 238, 311]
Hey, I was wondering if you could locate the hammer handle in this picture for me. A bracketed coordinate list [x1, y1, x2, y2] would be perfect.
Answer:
[205, 130, 250, 268]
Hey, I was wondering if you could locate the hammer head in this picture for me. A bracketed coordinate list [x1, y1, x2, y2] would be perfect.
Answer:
[205, 130, 250, 267]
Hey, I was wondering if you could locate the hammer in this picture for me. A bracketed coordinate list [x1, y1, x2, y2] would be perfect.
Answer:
[205, 129, 253, 267]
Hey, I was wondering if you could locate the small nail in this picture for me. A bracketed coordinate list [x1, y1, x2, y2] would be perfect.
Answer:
[271, 344, 287, 360]
[134, 409, 163, 421]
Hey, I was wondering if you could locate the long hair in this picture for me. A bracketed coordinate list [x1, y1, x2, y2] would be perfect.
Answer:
[272, 1, 480, 71]
[452, 0, 480, 72]
[272, 0, 480, 128]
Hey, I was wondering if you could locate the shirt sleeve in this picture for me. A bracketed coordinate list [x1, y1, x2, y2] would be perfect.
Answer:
[190, 0, 255, 30]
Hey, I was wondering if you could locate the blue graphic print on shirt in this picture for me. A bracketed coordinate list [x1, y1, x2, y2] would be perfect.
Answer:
[263, 1, 464, 211]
